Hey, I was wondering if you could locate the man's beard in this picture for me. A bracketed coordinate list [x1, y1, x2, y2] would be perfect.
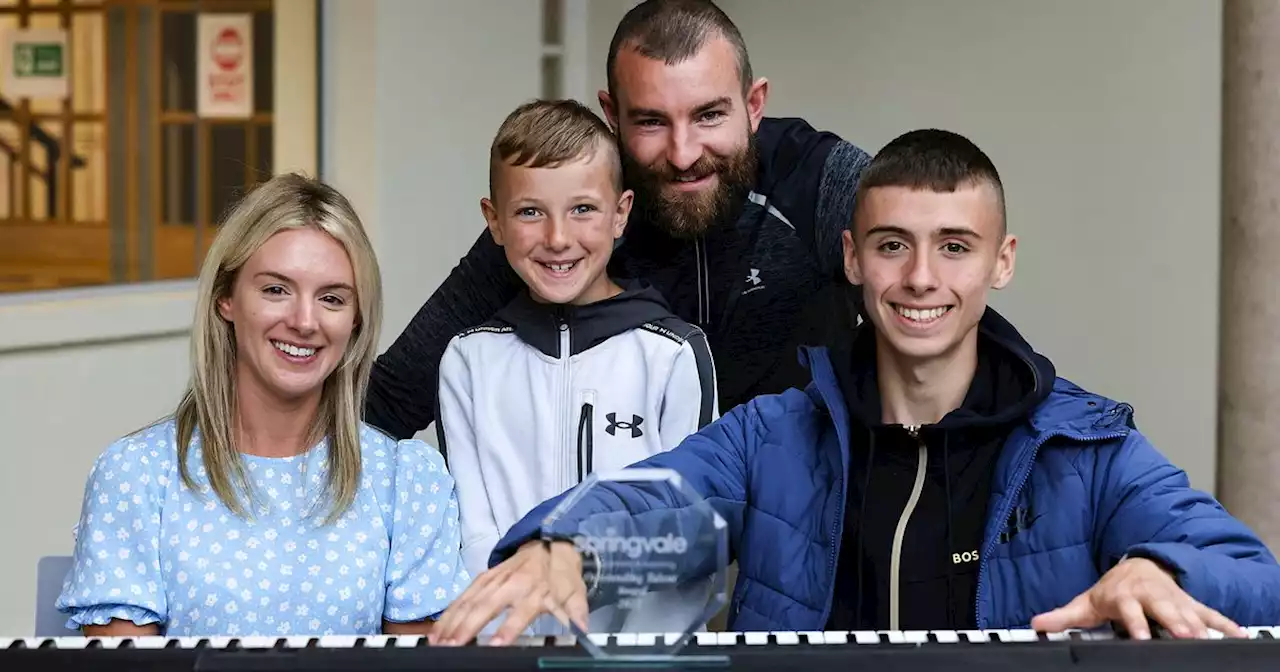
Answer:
[621, 131, 758, 239]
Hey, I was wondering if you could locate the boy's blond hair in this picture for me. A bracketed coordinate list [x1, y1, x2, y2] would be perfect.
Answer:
[489, 99, 622, 198]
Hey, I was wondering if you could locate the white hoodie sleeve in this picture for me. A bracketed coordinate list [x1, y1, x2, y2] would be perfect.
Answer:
[436, 336, 503, 580]
[657, 328, 720, 451]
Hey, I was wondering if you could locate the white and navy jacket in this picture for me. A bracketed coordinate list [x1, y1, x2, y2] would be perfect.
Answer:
[436, 281, 719, 630]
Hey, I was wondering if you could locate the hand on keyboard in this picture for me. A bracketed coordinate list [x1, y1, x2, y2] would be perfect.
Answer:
[429, 539, 589, 647]
[1029, 556, 1247, 640]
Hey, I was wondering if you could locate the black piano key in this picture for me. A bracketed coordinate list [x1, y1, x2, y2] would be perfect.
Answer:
[38, 640, 55, 649]
[1256, 629, 1274, 640]
[353, 637, 366, 648]
[195, 639, 210, 649]
[86, 639, 103, 649]
[225, 638, 241, 650]
[273, 638, 288, 649]
[117, 638, 135, 649]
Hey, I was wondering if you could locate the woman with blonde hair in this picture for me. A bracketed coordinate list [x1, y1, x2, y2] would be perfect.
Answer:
[56, 173, 469, 637]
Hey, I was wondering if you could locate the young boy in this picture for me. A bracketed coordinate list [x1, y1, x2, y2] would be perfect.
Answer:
[435, 99, 719, 633]
[430, 128, 1280, 646]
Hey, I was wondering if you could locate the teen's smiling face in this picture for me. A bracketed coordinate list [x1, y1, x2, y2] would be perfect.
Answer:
[843, 182, 1016, 362]
[217, 227, 358, 405]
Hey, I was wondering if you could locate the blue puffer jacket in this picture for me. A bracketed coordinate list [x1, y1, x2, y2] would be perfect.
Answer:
[493, 312, 1280, 631]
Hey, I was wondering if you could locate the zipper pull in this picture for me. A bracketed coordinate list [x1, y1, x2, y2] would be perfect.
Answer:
[904, 424, 921, 439]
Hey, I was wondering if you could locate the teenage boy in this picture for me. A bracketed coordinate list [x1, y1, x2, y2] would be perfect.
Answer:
[436, 99, 718, 634]
[429, 128, 1280, 646]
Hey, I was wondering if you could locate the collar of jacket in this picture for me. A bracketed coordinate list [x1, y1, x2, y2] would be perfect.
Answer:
[492, 278, 676, 358]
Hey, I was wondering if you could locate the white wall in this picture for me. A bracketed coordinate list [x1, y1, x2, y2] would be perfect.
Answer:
[695, 0, 1222, 490]
[0, 1, 320, 636]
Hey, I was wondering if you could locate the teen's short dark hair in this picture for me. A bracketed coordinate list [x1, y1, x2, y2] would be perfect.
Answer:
[606, 0, 753, 101]
[852, 129, 1006, 233]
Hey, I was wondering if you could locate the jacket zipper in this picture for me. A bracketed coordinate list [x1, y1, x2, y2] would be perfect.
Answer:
[972, 427, 1129, 628]
[557, 315, 573, 491]
[577, 392, 595, 482]
[889, 424, 928, 631]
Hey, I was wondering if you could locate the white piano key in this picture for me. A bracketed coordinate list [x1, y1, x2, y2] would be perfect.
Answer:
[1043, 631, 1072, 642]
[903, 631, 929, 644]
[822, 630, 849, 644]
[509, 636, 547, 647]
[170, 637, 204, 648]
[694, 632, 718, 646]
[715, 631, 739, 646]
[554, 635, 578, 647]
[853, 631, 880, 644]
[206, 637, 233, 649]
[959, 630, 988, 643]
[318, 635, 358, 648]
[799, 631, 826, 645]
[929, 630, 960, 643]
[661, 632, 685, 646]
[742, 632, 768, 645]
[284, 636, 314, 649]
[772, 631, 800, 645]
[0, 638, 11, 650]
[232, 636, 277, 649]
[52, 637, 91, 649]
[586, 633, 611, 648]
[1206, 629, 1225, 640]
[394, 635, 423, 648]
[614, 633, 639, 646]
[1007, 629, 1040, 642]
[636, 633, 659, 647]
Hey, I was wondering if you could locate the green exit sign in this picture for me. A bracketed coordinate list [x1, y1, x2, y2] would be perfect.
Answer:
[14, 42, 63, 77]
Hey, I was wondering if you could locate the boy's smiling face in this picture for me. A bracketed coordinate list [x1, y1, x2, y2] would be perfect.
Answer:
[482, 143, 633, 306]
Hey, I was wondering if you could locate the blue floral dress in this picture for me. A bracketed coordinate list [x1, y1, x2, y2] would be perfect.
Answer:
[55, 419, 471, 636]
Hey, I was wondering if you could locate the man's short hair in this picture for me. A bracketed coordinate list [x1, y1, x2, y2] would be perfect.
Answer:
[606, 0, 753, 101]
[489, 99, 621, 198]
[852, 129, 1007, 234]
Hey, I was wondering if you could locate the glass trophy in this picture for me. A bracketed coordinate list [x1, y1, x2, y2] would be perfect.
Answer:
[536, 467, 730, 668]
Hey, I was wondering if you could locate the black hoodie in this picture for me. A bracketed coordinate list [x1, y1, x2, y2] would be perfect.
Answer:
[824, 309, 1057, 631]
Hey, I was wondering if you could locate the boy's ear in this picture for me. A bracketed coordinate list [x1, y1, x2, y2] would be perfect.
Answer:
[614, 188, 634, 238]
[480, 197, 504, 246]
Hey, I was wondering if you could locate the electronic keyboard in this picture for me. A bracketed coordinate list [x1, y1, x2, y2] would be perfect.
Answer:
[3, 627, 1280, 671]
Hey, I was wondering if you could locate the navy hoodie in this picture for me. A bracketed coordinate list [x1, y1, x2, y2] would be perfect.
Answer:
[825, 312, 1056, 630]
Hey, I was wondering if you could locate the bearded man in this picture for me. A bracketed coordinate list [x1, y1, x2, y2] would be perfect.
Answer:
[365, 0, 871, 440]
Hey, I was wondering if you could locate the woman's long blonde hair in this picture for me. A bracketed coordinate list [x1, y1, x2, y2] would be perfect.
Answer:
[173, 172, 382, 524]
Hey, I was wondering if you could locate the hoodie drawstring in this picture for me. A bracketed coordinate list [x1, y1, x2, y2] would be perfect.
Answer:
[854, 429, 875, 630]
[942, 432, 956, 629]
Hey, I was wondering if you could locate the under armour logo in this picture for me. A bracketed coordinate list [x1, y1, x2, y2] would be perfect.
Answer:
[605, 413, 645, 438]
[746, 268, 761, 286]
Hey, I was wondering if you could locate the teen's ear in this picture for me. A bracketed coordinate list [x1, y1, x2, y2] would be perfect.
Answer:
[842, 229, 863, 285]
[614, 188, 634, 239]
[598, 90, 619, 133]
[991, 233, 1017, 290]
[480, 198, 504, 246]
[746, 77, 769, 133]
